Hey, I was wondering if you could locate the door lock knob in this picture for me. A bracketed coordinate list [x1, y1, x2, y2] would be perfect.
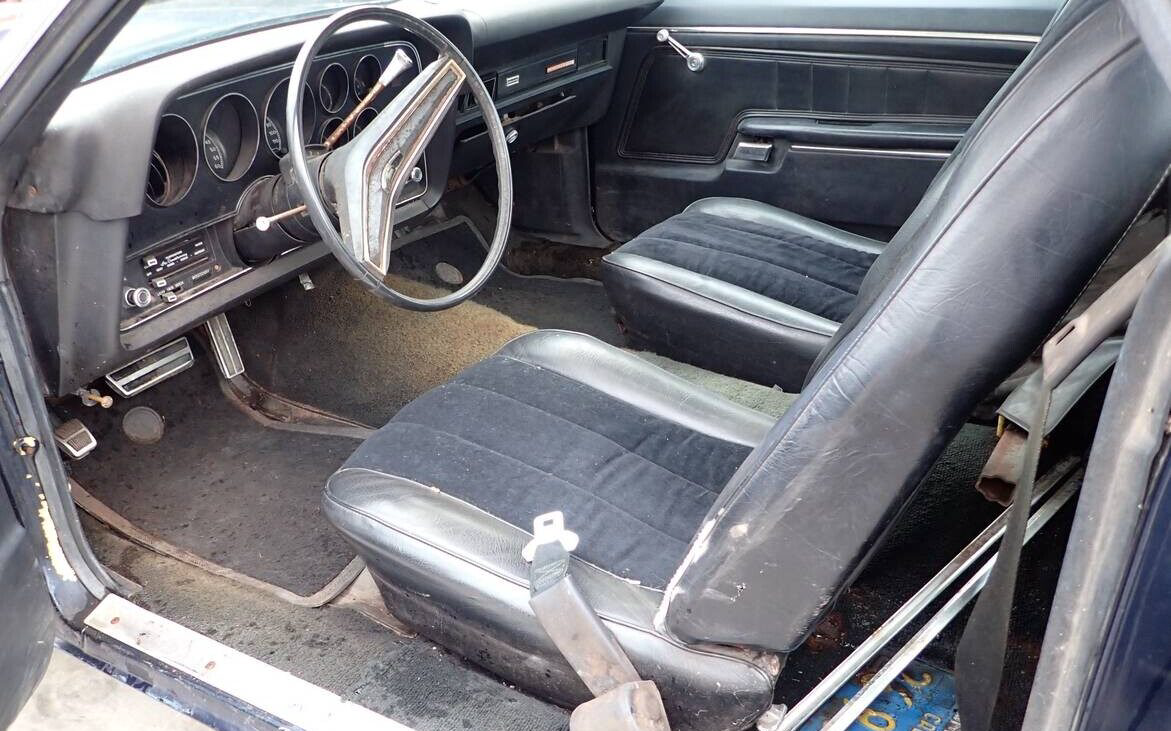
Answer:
[656, 29, 705, 72]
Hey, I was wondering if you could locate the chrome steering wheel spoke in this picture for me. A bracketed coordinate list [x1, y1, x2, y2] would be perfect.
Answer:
[324, 55, 466, 278]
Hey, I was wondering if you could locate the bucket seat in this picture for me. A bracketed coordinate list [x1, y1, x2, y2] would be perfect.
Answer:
[323, 1, 1171, 728]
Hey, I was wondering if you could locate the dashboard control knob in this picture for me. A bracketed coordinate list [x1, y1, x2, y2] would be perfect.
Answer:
[124, 287, 153, 309]
[505, 128, 519, 145]
[409, 166, 424, 184]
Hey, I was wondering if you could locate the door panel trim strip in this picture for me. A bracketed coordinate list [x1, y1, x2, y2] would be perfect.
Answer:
[630, 26, 1041, 44]
[790, 143, 952, 159]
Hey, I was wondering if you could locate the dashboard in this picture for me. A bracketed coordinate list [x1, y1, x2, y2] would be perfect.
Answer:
[5, 0, 660, 396]
[122, 39, 431, 333]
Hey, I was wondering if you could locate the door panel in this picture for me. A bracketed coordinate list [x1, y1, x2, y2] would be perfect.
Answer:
[620, 47, 1011, 160]
[592, 1, 1060, 240]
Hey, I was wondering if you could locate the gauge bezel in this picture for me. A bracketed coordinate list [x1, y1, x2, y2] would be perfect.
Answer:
[352, 54, 383, 102]
[146, 113, 199, 207]
[317, 62, 348, 114]
[318, 116, 346, 146]
[353, 107, 379, 135]
[201, 92, 260, 182]
[263, 80, 317, 157]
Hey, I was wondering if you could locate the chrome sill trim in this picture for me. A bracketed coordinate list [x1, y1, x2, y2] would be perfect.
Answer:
[85, 595, 413, 731]
[630, 26, 1041, 44]
[790, 143, 951, 159]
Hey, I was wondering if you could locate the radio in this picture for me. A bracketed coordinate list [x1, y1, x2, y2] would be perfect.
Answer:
[120, 226, 244, 332]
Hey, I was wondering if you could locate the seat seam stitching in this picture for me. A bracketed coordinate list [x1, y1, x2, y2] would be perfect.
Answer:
[606, 256, 842, 335]
[384, 420, 697, 548]
[638, 225, 875, 277]
[450, 380, 730, 498]
[688, 213, 878, 271]
[326, 469, 670, 593]
[632, 235, 868, 299]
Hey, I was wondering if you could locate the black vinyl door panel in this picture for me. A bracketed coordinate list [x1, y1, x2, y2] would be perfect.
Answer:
[592, 0, 1060, 241]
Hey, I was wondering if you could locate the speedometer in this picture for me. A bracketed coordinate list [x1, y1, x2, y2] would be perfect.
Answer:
[202, 93, 259, 182]
[263, 80, 316, 157]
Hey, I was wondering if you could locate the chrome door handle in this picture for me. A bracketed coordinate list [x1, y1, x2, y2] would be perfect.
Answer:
[656, 29, 705, 72]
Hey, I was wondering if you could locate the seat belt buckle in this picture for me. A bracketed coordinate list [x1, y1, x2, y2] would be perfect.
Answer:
[522, 511, 580, 562]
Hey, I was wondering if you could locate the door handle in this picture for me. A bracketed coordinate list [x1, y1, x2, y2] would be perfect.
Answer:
[656, 29, 705, 72]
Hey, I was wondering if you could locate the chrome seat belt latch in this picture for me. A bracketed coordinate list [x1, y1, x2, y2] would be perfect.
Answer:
[522, 510, 579, 562]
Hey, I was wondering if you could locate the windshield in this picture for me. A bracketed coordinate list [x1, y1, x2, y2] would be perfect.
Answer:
[86, 0, 379, 80]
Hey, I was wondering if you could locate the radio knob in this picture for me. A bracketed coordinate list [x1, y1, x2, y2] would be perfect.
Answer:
[124, 287, 153, 309]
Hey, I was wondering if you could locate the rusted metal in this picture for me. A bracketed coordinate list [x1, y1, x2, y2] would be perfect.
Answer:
[12, 435, 38, 455]
[976, 426, 1029, 505]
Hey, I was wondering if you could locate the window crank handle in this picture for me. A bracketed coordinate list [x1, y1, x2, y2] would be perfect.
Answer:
[656, 29, 705, 72]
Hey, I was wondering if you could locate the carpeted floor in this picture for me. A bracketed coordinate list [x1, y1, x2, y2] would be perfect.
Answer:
[62, 349, 360, 597]
[231, 219, 623, 426]
[85, 516, 570, 731]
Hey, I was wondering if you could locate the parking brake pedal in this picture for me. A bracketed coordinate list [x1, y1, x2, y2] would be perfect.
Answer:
[54, 419, 96, 459]
[525, 512, 671, 731]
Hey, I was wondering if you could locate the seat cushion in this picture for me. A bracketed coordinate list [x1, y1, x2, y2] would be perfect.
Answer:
[324, 330, 780, 730]
[602, 197, 883, 390]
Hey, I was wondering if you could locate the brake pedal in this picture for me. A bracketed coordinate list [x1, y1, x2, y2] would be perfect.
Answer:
[54, 418, 96, 459]
[105, 337, 194, 397]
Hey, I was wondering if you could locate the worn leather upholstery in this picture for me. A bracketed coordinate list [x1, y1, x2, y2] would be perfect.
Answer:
[325, 330, 780, 731]
[661, 0, 1171, 650]
[325, 1, 1171, 728]
[603, 198, 882, 389]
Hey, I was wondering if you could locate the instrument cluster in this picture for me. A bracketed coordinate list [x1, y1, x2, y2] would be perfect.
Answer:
[135, 39, 423, 250]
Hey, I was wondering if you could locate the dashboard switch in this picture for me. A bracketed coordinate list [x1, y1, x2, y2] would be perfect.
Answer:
[152, 277, 167, 289]
[124, 287, 153, 309]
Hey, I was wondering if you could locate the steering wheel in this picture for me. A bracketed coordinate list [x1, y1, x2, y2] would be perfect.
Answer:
[285, 7, 512, 311]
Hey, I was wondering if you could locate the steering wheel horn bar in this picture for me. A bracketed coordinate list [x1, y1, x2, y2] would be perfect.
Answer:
[324, 55, 466, 278]
[285, 7, 512, 311]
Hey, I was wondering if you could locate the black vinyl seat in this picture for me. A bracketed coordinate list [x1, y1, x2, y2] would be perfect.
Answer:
[324, 1, 1171, 729]
[603, 198, 883, 389]
[325, 330, 780, 730]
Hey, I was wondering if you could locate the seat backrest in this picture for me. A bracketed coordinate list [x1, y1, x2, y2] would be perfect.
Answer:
[660, 0, 1171, 652]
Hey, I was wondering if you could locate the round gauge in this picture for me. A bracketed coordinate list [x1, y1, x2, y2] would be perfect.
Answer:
[318, 63, 348, 113]
[353, 108, 378, 135]
[319, 116, 347, 145]
[353, 55, 382, 101]
[263, 80, 316, 157]
[202, 93, 259, 182]
[145, 114, 198, 207]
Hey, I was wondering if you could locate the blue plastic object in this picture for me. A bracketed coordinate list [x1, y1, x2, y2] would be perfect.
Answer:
[799, 659, 957, 731]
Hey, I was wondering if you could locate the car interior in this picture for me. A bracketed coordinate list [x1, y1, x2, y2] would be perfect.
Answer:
[6, 0, 1171, 728]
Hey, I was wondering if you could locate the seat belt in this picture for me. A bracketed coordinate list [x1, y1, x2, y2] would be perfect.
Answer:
[524, 512, 671, 731]
[955, 237, 1171, 731]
